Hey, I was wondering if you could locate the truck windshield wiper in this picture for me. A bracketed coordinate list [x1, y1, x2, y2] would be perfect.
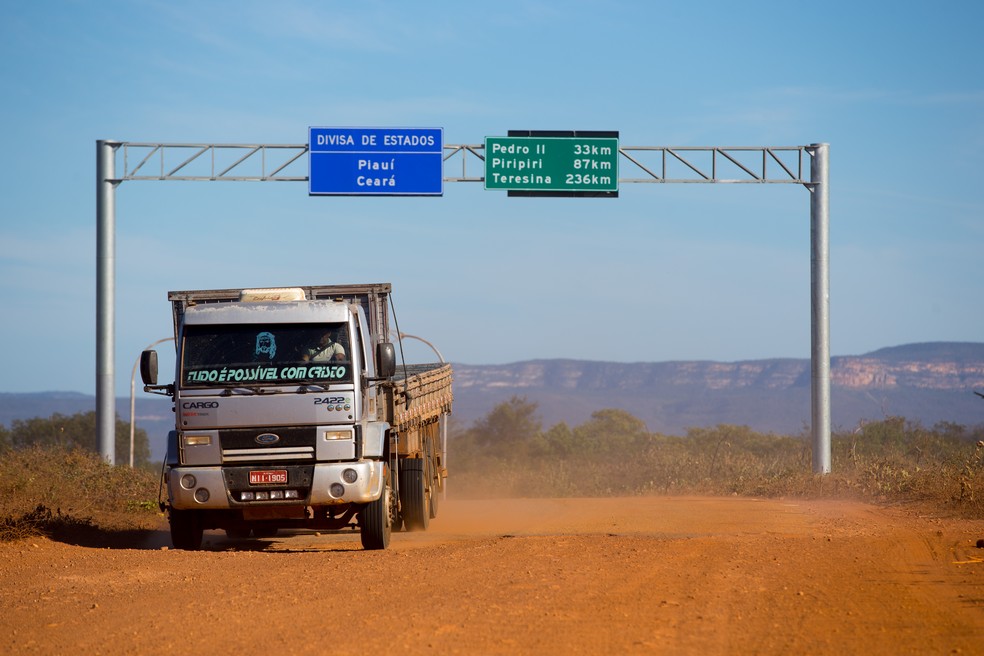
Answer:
[224, 387, 297, 396]
[220, 387, 262, 396]
[296, 383, 329, 393]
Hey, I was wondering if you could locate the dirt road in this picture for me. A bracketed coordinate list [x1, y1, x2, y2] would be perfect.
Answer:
[1, 497, 982, 655]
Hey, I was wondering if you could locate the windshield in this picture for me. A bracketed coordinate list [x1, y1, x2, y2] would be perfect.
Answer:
[181, 323, 352, 387]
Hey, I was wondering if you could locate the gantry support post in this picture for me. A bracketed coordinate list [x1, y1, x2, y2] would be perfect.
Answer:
[96, 140, 120, 463]
[809, 143, 831, 474]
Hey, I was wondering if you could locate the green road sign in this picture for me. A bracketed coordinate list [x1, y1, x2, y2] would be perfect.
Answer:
[484, 136, 619, 192]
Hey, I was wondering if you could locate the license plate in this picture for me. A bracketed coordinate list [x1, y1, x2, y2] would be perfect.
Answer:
[249, 470, 288, 485]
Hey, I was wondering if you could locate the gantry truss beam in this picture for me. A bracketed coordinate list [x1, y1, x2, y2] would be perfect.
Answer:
[444, 144, 812, 186]
[113, 142, 813, 187]
[117, 143, 309, 182]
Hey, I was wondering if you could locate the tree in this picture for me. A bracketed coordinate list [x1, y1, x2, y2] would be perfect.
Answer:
[8, 412, 152, 467]
[572, 408, 650, 453]
[0, 424, 11, 455]
[932, 421, 968, 441]
[541, 422, 574, 457]
[471, 396, 542, 449]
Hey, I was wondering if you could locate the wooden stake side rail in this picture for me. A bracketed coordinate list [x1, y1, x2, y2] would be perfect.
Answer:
[385, 363, 454, 434]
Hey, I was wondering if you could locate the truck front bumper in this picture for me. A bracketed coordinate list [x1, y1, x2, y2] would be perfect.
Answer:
[168, 460, 385, 510]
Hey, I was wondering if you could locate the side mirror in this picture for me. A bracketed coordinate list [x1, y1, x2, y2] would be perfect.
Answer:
[376, 342, 396, 378]
[140, 349, 159, 386]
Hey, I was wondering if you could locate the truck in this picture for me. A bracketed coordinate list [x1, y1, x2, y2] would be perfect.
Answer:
[139, 283, 452, 550]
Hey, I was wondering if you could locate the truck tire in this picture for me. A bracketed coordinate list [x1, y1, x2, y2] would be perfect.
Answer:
[427, 456, 439, 519]
[425, 436, 439, 520]
[400, 459, 429, 531]
[170, 509, 204, 550]
[360, 484, 392, 550]
[429, 483, 439, 519]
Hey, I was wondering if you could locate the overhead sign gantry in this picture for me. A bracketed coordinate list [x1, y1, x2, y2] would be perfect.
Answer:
[95, 134, 830, 473]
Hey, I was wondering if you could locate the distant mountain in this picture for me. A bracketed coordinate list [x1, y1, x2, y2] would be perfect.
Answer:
[2, 342, 983, 461]
[451, 342, 984, 434]
[0, 392, 96, 426]
[860, 342, 984, 364]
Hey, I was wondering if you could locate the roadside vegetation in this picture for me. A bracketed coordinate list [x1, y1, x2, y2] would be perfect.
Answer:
[0, 413, 162, 542]
[2, 400, 983, 542]
[450, 397, 984, 518]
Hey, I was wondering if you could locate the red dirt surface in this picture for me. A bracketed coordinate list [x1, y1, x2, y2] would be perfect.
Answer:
[1, 497, 982, 654]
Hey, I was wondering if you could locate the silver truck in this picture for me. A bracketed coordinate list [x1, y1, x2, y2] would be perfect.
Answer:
[140, 284, 452, 550]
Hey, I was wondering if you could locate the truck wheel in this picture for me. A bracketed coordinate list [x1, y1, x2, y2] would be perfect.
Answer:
[429, 482, 440, 519]
[360, 484, 392, 550]
[424, 437, 439, 520]
[427, 457, 439, 519]
[170, 509, 204, 550]
[400, 459, 429, 531]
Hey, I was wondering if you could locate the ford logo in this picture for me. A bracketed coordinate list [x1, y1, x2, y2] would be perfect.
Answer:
[255, 433, 281, 445]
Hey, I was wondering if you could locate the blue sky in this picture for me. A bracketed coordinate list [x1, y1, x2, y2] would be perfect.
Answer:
[1, 0, 982, 398]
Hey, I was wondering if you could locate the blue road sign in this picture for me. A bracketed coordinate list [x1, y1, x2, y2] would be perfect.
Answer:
[309, 127, 444, 195]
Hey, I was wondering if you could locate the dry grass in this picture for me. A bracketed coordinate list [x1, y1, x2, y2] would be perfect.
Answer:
[451, 422, 984, 519]
[0, 445, 163, 542]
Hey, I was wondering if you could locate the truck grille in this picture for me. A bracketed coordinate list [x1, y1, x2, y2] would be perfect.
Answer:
[219, 426, 316, 464]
